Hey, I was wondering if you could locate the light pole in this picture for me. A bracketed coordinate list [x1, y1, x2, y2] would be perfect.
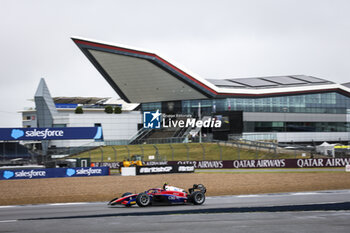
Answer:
[347, 109, 350, 149]
[283, 107, 288, 143]
[199, 101, 202, 143]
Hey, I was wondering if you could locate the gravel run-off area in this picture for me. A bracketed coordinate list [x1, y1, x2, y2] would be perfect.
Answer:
[1, 172, 350, 205]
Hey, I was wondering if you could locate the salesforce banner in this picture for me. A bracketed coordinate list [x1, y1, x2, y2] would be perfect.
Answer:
[0, 167, 109, 180]
[0, 127, 103, 140]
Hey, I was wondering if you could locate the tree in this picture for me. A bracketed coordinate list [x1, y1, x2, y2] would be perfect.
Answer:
[114, 106, 122, 114]
[75, 106, 83, 114]
[105, 106, 113, 114]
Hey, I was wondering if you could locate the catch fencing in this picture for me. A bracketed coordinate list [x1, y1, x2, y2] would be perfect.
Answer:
[75, 141, 315, 163]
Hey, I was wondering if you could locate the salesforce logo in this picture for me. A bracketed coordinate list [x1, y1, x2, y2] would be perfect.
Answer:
[10, 128, 64, 140]
[11, 129, 24, 139]
[25, 128, 64, 139]
[3, 171, 14, 179]
[2, 170, 46, 179]
[66, 168, 76, 177]
[75, 168, 102, 176]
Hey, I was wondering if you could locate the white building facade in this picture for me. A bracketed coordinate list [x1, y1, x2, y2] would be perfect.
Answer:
[20, 79, 142, 151]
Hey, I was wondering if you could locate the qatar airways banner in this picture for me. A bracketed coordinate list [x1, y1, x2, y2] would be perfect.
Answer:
[173, 158, 350, 169]
[0, 127, 103, 140]
[95, 158, 350, 170]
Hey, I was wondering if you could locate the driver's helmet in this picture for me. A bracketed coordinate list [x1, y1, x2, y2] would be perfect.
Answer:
[163, 182, 168, 190]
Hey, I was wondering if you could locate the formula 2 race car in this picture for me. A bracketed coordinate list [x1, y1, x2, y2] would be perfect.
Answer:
[108, 184, 206, 207]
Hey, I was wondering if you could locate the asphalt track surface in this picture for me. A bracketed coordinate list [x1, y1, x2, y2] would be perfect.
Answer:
[1, 190, 350, 233]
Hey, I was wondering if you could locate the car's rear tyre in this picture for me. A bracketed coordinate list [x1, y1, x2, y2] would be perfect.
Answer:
[190, 191, 205, 205]
[122, 192, 133, 197]
[136, 193, 151, 207]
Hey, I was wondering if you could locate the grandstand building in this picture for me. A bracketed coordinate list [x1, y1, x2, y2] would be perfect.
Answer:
[20, 78, 141, 153]
[71, 37, 350, 144]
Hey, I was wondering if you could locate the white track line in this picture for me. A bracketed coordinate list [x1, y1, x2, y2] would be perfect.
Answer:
[48, 202, 90, 206]
[290, 192, 319, 196]
[0, 220, 17, 223]
[0, 206, 16, 209]
[236, 195, 262, 198]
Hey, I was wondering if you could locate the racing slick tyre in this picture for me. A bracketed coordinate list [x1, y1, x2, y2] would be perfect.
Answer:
[136, 193, 151, 207]
[189, 191, 205, 205]
[122, 192, 133, 197]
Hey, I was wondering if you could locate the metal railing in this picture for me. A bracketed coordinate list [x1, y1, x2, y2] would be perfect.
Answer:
[229, 133, 277, 142]
[128, 128, 154, 144]
[129, 137, 185, 145]
[69, 136, 327, 163]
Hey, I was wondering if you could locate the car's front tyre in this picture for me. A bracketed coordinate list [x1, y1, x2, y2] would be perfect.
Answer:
[136, 193, 151, 207]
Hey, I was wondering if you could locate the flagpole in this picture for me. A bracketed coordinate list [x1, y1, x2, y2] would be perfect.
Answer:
[199, 102, 202, 143]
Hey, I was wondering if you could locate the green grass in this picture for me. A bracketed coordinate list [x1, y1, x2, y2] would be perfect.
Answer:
[69, 143, 304, 162]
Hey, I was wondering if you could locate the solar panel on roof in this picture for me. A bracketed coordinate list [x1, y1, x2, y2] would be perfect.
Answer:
[206, 79, 245, 87]
[208, 75, 332, 89]
[230, 78, 278, 87]
[343, 82, 350, 88]
[291, 75, 328, 83]
[262, 76, 307, 85]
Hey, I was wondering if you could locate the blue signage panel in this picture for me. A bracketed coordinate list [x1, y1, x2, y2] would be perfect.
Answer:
[55, 103, 78, 109]
[0, 127, 103, 141]
[0, 167, 110, 180]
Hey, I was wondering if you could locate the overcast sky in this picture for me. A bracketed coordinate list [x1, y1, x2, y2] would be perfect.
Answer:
[1, 0, 350, 127]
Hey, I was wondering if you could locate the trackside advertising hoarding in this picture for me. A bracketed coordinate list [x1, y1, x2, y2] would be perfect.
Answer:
[175, 158, 350, 169]
[136, 165, 195, 175]
[92, 163, 196, 174]
[0, 167, 109, 180]
[95, 158, 350, 169]
[0, 127, 103, 140]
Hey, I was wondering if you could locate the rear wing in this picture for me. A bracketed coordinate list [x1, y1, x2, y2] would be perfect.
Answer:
[189, 184, 206, 194]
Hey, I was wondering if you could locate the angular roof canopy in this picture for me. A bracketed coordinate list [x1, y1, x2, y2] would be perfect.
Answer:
[72, 37, 350, 103]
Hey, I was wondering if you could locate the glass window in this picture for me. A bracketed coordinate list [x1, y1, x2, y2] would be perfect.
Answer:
[142, 102, 161, 112]
[155, 92, 350, 115]
[53, 124, 66, 128]
[245, 121, 348, 132]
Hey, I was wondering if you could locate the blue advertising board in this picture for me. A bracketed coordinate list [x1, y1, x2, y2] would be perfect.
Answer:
[55, 103, 78, 109]
[0, 127, 103, 141]
[0, 167, 110, 180]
